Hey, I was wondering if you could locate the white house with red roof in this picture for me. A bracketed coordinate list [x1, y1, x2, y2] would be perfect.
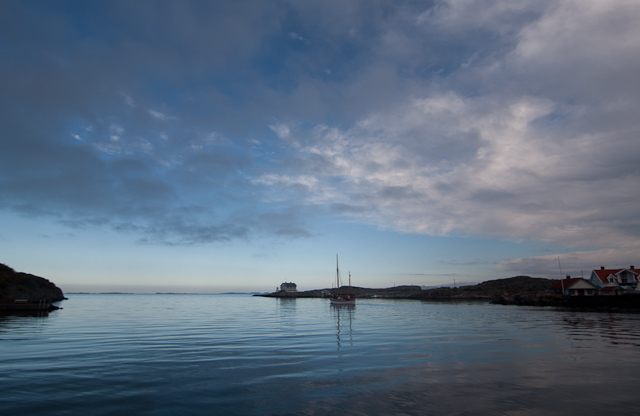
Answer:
[589, 266, 639, 294]
[550, 278, 597, 296]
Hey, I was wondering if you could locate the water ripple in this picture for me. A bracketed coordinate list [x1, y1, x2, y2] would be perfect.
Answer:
[2, 295, 640, 415]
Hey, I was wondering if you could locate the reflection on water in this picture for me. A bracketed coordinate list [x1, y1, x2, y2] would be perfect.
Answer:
[276, 297, 297, 318]
[0, 309, 52, 318]
[559, 311, 640, 348]
[331, 304, 354, 353]
[2, 295, 640, 415]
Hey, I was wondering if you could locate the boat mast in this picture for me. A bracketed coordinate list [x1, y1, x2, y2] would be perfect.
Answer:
[336, 254, 340, 288]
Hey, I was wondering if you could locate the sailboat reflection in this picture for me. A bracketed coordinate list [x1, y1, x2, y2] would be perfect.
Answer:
[331, 303, 354, 352]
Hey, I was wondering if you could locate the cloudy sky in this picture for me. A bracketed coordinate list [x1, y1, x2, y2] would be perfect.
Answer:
[1, 0, 639, 293]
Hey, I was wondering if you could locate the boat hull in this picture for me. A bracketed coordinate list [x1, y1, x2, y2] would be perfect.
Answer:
[330, 296, 356, 305]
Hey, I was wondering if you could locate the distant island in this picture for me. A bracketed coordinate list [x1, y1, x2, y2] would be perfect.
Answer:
[261, 276, 640, 310]
[0, 263, 66, 313]
[260, 276, 554, 302]
[260, 284, 425, 299]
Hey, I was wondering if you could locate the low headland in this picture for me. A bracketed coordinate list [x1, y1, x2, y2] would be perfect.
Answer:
[0, 263, 66, 313]
[261, 275, 640, 310]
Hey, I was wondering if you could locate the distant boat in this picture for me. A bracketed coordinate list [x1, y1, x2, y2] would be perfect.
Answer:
[330, 255, 356, 305]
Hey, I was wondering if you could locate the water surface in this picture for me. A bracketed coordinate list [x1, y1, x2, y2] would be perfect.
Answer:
[1, 294, 639, 415]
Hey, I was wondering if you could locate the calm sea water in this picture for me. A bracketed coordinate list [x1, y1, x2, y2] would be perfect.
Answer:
[1, 294, 640, 415]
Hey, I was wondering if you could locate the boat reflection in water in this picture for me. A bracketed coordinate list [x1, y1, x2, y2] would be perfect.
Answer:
[331, 302, 354, 353]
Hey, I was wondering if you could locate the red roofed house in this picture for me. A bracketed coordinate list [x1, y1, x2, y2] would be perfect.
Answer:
[589, 266, 639, 294]
[550, 277, 597, 296]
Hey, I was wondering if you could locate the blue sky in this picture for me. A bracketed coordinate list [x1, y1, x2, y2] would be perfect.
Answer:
[1, 0, 639, 293]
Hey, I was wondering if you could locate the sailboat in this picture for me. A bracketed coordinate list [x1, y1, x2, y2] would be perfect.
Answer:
[330, 255, 356, 305]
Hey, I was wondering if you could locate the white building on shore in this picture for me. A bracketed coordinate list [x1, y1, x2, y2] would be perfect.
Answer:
[279, 282, 297, 292]
[589, 266, 639, 293]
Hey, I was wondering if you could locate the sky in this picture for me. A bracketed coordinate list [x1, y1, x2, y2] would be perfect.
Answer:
[1, 0, 639, 293]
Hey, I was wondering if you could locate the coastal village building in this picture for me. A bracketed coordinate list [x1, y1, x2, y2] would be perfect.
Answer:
[549, 278, 597, 296]
[549, 266, 639, 296]
[279, 282, 297, 293]
[589, 266, 639, 294]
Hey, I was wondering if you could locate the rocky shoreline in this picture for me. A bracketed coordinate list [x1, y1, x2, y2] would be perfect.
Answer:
[0, 263, 66, 313]
[261, 276, 640, 310]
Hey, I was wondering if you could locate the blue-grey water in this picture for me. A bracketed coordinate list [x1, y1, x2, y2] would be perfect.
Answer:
[2, 294, 640, 415]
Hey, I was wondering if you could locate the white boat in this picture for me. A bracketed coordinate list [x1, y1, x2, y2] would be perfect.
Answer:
[330, 255, 356, 305]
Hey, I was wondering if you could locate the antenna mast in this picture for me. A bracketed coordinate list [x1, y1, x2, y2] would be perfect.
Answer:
[558, 256, 563, 279]
[558, 256, 565, 293]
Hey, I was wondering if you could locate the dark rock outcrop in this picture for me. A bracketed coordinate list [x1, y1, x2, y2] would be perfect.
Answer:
[0, 263, 65, 312]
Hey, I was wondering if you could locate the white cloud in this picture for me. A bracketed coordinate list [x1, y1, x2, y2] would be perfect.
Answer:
[149, 109, 167, 120]
[122, 93, 135, 107]
[255, 174, 318, 188]
[498, 245, 640, 278]
[285, 88, 639, 249]
[254, 173, 334, 204]
[262, 0, 640, 259]
[510, 0, 640, 101]
[288, 32, 307, 43]
[269, 123, 291, 139]
[419, 0, 545, 37]
[109, 124, 124, 135]
[516, 0, 640, 63]
[4, 0, 639, 267]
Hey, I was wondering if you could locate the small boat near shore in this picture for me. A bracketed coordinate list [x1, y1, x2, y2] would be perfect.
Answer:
[330, 255, 355, 306]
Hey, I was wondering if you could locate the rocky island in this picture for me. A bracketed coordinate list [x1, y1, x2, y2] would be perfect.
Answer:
[262, 275, 640, 310]
[0, 263, 66, 313]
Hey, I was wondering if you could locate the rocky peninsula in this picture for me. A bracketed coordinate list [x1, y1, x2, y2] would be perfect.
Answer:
[411, 276, 558, 304]
[417, 275, 640, 309]
[261, 284, 424, 299]
[262, 275, 640, 310]
[261, 276, 556, 301]
[0, 263, 66, 313]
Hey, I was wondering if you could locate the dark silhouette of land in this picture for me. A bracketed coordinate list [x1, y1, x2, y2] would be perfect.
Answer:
[261, 284, 424, 299]
[261, 276, 640, 310]
[0, 263, 65, 313]
[261, 276, 555, 301]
